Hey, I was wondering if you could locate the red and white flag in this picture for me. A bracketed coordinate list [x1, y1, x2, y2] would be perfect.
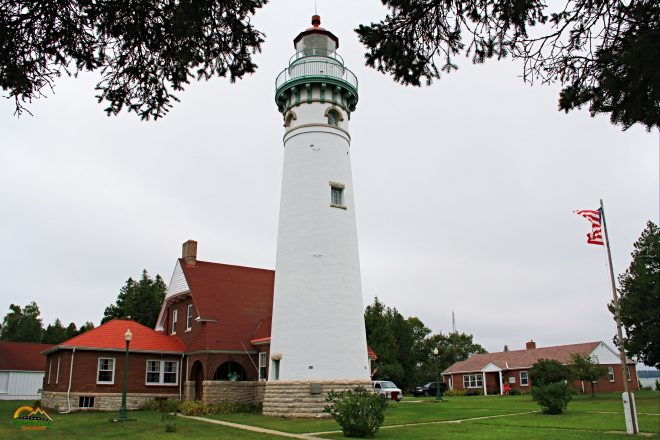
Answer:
[576, 209, 604, 245]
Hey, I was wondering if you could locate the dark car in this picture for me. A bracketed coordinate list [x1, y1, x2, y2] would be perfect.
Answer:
[412, 381, 447, 397]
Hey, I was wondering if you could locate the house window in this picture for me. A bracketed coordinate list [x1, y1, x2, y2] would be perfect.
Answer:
[172, 309, 177, 334]
[329, 181, 346, 209]
[79, 396, 95, 408]
[97, 358, 115, 384]
[626, 366, 631, 382]
[259, 352, 267, 381]
[520, 371, 529, 386]
[56, 356, 60, 384]
[146, 360, 179, 385]
[608, 366, 615, 382]
[463, 374, 483, 389]
[48, 359, 52, 384]
[272, 360, 280, 380]
[186, 304, 193, 331]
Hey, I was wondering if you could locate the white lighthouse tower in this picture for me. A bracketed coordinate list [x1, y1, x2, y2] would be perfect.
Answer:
[264, 16, 370, 414]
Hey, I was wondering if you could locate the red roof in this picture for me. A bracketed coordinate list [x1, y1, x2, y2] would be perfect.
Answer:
[0, 341, 52, 371]
[443, 341, 625, 374]
[48, 319, 185, 353]
[179, 260, 274, 352]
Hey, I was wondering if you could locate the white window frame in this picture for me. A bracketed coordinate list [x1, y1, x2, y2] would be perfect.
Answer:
[79, 396, 95, 408]
[145, 360, 179, 386]
[258, 352, 267, 381]
[172, 309, 178, 335]
[520, 371, 529, 386]
[186, 304, 193, 331]
[463, 374, 483, 389]
[48, 359, 52, 384]
[97, 358, 116, 385]
[608, 366, 615, 382]
[626, 366, 631, 382]
[329, 181, 346, 209]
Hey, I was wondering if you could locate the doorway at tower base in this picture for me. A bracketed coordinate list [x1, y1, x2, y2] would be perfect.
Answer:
[262, 380, 373, 418]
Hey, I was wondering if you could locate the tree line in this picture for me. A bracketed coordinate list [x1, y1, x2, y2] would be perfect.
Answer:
[0, 270, 166, 345]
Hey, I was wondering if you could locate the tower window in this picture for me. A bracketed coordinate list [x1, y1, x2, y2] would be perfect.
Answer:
[327, 109, 341, 126]
[329, 181, 346, 209]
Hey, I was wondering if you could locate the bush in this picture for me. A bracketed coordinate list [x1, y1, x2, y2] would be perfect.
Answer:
[445, 389, 466, 397]
[178, 400, 262, 416]
[531, 382, 573, 414]
[325, 387, 388, 438]
[465, 389, 483, 396]
[508, 388, 522, 396]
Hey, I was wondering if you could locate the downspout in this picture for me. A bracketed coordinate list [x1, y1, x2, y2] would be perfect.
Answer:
[179, 353, 185, 401]
[60, 348, 76, 414]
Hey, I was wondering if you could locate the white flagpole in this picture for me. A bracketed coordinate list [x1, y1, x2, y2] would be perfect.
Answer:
[600, 198, 638, 435]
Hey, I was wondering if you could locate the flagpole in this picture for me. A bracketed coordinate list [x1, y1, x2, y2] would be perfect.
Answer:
[600, 198, 638, 435]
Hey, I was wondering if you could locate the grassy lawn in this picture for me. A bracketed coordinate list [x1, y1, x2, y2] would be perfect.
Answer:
[0, 400, 283, 439]
[209, 391, 659, 438]
[1, 391, 657, 439]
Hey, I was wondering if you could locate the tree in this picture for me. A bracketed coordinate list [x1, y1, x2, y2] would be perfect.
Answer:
[2, 0, 267, 120]
[616, 221, 660, 368]
[42, 318, 68, 344]
[529, 359, 573, 414]
[0, 302, 43, 342]
[364, 298, 486, 390]
[356, 0, 660, 130]
[569, 353, 607, 397]
[102, 270, 167, 328]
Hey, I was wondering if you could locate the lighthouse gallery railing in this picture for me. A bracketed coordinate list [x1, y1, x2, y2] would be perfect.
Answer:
[275, 59, 358, 91]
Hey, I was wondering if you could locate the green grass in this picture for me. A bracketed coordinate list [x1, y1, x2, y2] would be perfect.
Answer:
[0, 401, 283, 439]
[1, 391, 657, 439]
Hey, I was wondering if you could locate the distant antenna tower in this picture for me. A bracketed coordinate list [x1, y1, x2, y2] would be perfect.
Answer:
[451, 310, 456, 333]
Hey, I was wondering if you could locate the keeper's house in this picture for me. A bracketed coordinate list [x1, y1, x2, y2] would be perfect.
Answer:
[442, 340, 639, 395]
[0, 341, 53, 400]
[41, 240, 378, 412]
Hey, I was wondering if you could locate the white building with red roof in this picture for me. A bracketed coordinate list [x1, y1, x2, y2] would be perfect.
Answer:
[0, 341, 53, 400]
[442, 340, 639, 395]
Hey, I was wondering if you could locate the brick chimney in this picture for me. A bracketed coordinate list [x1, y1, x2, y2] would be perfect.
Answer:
[182, 240, 197, 266]
[526, 340, 536, 350]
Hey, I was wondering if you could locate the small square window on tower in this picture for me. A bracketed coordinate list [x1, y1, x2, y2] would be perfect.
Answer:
[329, 181, 346, 209]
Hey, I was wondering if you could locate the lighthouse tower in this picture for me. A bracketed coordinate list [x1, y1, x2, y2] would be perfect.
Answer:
[266, 16, 369, 410]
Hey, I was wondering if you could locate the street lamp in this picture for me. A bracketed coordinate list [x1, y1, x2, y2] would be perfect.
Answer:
[433, 348, 444, 401]
[118, 329, 132, 422]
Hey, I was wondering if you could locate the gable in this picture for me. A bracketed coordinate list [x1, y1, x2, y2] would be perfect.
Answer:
[155, 260, 191, 331]
[590, 342, 622, 364]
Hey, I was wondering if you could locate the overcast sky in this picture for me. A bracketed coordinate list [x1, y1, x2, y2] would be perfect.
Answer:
[2, 1, 658, 358]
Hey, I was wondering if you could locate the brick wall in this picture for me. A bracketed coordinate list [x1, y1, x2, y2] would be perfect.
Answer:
[43, 350, 184, 395]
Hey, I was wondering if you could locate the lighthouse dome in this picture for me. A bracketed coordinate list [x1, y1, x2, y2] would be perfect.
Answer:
[293, 15, 339, 54]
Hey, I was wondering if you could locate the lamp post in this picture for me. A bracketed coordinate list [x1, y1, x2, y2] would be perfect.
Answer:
[118, 329, 132, 422]
[433, 348, 443, 401]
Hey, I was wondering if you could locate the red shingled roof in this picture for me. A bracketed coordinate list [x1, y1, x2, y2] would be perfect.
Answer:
[47, 319, 184, 353]
[0, 341, 52, 371]
[443, 342, 610, 374]
[179, 260, 274, 352]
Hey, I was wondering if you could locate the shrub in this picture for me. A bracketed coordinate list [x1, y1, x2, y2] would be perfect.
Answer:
[465, 389, 483, 396]
[508, 388, 522, 396]
[531, 382, 573, 414]
[445, 389, 466, 397]
[325, 387, 388, 438]
[178, 400, 262, 416]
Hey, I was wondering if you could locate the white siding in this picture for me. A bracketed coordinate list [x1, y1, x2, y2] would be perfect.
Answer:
[591, 342, 622, 364]
[0, 371, 45, 400]
[155, 260, 191, 331]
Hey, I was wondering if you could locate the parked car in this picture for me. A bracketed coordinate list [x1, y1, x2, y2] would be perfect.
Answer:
[372, 380, 403, 401]
[412, 381, 447, 397]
